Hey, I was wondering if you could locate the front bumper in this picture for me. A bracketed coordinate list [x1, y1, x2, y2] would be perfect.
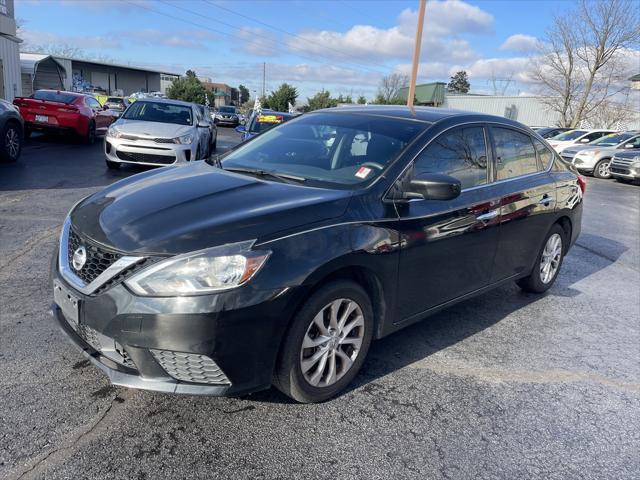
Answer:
[104, 136, 194, 167]
[215, 117, 239, 126]
[609, 165, 640, 180]
[51, 257, 300, 396]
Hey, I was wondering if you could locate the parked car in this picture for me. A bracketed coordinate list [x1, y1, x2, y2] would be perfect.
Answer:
[52, 106, 584, 403]
[610, 150, 640, 183]
[532, 127, 573, 139]
[235, 111, 295, 141]
[13, 90, 115, 143]
[196, 104, 218, 151]
[560, 131, 640, 179]
[214, 105, 240, 126]
[103, 97, 131, 116]
[104, 98, 212, 169]
[547, 129, 615, 153]
[0, 98, 24, 162]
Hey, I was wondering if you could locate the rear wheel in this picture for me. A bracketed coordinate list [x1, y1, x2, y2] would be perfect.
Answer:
[106, 160, 120, 170]
[274, 280, 373, 403]
[85, 121, 96, 145]
[517, 224, 565, 293]
[593, 158, 611, 179]
[1, 122, 22, 162]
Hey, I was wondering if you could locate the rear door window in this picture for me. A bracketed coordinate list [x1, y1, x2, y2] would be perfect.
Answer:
[533, 139, 555, 170]
[492, 127, 539, 180]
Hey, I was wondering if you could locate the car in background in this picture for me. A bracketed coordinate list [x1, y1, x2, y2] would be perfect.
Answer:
[610, 150, 640, 184]
[532, 127, 573, 139]
[196, 104, 218, 151]
[214, 106, 240, 127]
[104, 98, 212, 169]
[235, 111, 295, 141]
[0, 99, 24, 163]
[13, 90, 115, 144]
[560, 131, 640, 179]
[103, 97, 131, 116]
[547, 129, 616, 153]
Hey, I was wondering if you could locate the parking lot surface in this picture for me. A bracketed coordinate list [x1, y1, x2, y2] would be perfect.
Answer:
[1, 130, 638, 480]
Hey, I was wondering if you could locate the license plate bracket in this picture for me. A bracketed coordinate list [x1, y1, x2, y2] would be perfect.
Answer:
[54, 280, 80, 327]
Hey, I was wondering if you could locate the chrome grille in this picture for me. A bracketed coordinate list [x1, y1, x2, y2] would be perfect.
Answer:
[611, 156, 633, 167]
[67, 229, 122, 285]
[150, 350, 231, 385]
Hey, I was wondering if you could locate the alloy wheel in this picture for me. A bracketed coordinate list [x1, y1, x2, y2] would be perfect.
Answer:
[540, 233, 563, 284]
[5, 128, 20, 159]
[597, 161, 611, 178]
[299, 298, 365, 388]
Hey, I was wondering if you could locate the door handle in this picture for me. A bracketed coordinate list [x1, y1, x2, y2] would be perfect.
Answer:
[476, 209, 499, 221]
[538, 195, 554, 205]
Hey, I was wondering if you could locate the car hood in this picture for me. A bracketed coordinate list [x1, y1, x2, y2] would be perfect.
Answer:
[114, 119, 192, 138]
[70, 162, 352, 254]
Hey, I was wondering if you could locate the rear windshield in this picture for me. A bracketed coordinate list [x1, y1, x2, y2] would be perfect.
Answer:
[122, 101, 193, 126]
[33, 91, 77, 104]
[590, 132, 635, 146]
[223, 112, 427, 189]
[553, 130, 587, 141]
[248, 113, 294, 133]
[219, 106, 236, 114]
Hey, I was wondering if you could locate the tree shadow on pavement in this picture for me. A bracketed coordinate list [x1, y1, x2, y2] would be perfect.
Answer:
[247, 233, 627, 403]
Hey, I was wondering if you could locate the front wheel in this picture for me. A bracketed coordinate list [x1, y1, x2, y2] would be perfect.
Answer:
[517, 224, 565, 293]
[85, 121, 96, 145]
[593, 158, 611, 179]
[274, 280, 373, 403]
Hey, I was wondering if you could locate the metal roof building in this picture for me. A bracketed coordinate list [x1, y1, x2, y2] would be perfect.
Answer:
[443, 95, 560, 126]
[397, 82, 446, 106]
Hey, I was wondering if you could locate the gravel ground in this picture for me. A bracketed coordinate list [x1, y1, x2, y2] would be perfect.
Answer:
[0, 129, 638, 480]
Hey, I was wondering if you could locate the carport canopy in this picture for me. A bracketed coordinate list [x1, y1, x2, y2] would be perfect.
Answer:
[20, 53, 67, 94]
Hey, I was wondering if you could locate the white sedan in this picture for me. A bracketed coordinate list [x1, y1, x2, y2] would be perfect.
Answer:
[547, 129, 616, 153]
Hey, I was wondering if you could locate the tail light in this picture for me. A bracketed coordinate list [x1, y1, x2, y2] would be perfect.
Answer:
[577, 175, 586, 194]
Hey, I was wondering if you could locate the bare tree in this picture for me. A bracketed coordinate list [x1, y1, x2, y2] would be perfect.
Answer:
[377, 73, 409, 103]
[532, 0, 640, 127]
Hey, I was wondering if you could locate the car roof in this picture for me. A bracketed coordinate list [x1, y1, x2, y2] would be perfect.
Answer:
[309, 105, 529, 127]
[134, 97, 195, 108]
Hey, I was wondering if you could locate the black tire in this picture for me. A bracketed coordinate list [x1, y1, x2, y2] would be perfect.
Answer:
[106, 160, 120, 170]
[517, 224, 566, 293]
[273, 280, 374, 403]
[593, 158, 611, 179]
[85, 121, 96, 145]
[211, 135, 217, 152]
[615, 177, 631, 184]
[1, 122, 22, 162]
[23, 127, 32, 140]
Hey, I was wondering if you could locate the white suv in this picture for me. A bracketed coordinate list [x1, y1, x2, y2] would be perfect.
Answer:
[547, 129, 616, 154]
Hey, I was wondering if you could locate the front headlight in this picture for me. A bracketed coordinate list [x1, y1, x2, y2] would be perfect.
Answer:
[174, 134, 193, 144]
[124, 241, 270, 296]
[107, 126, 121, 138]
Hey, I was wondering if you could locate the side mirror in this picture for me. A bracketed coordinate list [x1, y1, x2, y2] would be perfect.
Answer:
[624, 143, 634, 149]
[403, 173, 462, 201]
[197, 121, 209, 128]
[579, 138, 591, 143]
[235, 125, 246, 133]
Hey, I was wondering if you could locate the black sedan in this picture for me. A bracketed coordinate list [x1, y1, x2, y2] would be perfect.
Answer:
[51, 106, 584, 402]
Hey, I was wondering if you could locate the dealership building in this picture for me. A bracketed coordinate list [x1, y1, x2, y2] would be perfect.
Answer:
[19, 52, 180, 97]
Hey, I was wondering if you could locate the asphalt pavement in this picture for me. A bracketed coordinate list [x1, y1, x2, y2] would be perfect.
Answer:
[0, 129, 638, 480]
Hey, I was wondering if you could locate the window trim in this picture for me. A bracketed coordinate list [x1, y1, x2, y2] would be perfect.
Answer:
[384, 120, 555, 202]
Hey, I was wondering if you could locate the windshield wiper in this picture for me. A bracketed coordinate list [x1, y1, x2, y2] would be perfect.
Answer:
[223, 166, 306, 184]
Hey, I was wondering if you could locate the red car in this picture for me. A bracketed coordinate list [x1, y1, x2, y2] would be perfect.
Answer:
[13, 90, 115, 143]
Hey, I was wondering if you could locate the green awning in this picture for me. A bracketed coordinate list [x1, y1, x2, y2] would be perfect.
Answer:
[397, 82, 446, 105]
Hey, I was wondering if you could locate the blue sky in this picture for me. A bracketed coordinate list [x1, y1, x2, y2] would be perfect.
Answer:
[17, 0, 578, 100]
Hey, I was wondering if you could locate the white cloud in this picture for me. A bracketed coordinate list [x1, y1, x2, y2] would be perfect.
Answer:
[500, 34, 539, 53]
[235, 27, 280, 56]
[287, 0, 491, 62]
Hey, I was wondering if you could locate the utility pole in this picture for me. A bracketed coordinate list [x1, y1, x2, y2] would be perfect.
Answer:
[407, 0, 426, 110]
[262, 62, 266, 99]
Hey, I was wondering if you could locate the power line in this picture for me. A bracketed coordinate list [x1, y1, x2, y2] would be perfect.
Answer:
[154, 0, 386, 76]
[201, 0, 386, 74]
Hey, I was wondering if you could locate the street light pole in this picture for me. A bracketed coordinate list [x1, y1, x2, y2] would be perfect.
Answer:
[407, 0, 427, 110]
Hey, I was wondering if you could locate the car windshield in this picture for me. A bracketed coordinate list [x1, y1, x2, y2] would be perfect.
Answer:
[248, 113, 293, 134]
[222, 112, 427, 188]
[590, 132, 634, 146]
[553, 130, 587, 141]
[33, 90, 77, 104]
[219, 107, 236, 114]
[122, 101, 193, 126]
